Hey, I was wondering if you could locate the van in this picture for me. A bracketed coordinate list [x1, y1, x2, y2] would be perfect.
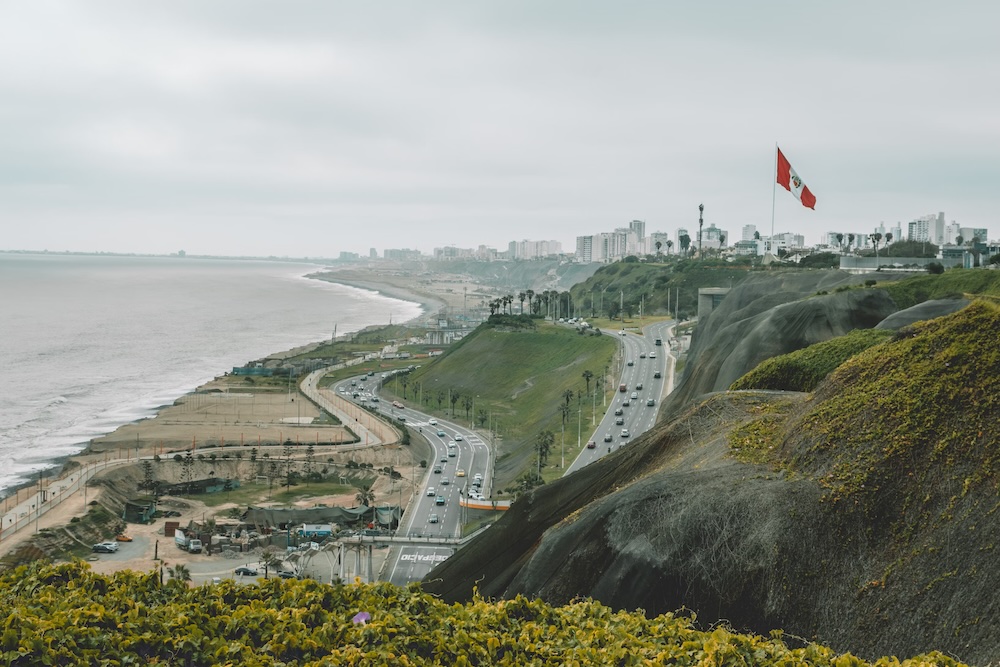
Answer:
[619, 384, 627, 392]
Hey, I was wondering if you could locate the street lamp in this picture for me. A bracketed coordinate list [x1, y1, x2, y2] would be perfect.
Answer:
[698, 203, 704, 256]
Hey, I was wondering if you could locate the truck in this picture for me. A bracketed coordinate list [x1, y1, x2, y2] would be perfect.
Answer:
[174, 529, 203, 554]
[619, 383, 627, 392]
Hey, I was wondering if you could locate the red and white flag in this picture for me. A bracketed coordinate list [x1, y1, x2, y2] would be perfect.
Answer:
[776, 147, 816, 209]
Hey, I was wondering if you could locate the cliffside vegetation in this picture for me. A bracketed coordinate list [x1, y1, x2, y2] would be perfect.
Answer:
[0, 561, 964, 666]
[729, 328, 894, 392]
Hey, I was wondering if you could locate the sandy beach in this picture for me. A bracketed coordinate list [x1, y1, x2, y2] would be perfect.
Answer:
[0, 265, 476, 566]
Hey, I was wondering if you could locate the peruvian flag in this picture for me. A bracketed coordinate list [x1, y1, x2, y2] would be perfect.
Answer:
[776, 147, 816, 209]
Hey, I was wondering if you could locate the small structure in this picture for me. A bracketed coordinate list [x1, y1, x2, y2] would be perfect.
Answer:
[122, 496, 157, 524]
[297, 523, 334, 539]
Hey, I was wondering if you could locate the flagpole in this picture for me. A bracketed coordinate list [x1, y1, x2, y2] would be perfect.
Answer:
[770, 143, 778, 255]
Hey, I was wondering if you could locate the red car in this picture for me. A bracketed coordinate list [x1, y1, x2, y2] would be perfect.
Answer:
[586, 441, 597, 449]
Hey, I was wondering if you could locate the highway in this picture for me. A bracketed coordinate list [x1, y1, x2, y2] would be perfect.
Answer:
[329, 318, 678, 582]
[332, 372, 490, 585]
[565, 319, 676, 475]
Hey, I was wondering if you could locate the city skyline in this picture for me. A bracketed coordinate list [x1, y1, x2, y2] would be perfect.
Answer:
[2, 3, 998, 257]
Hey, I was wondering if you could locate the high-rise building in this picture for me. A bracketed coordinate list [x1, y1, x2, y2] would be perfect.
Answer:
[575, 235, 594, 263]
[907, 212, 946, 244]
[649, 231, 671, 255]
[742, 224, 757, 241]
[628, 220, 646, 245]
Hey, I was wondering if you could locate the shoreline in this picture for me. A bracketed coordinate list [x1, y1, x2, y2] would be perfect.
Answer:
[1, 269, 442, 504]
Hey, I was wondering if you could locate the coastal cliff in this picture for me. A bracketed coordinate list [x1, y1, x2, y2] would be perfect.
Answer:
[423, 271, 1000, 664]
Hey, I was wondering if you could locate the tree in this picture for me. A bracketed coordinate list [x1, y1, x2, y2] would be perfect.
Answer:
[582, 370, 594, 396]
[436, 390, 446, 410]
[169, 564, 191, 584]
[461, 395, 473, 419]
[355, 484, 375, 510]
[449, 391, 460, 416]
[885, 232, 893, 246]
[847, 233, 856, 252]
[927, 261, 945, 274]
[718, 234, 726, 250]
[835, 233, 844, 251]
[535, 430, 554, 468]
[666, 239, 674, 254]
[869, 233, 883, 265]
[655, 241, 662, 255]
[525, 289, 535, 314]
[518, 291, 526, 314]
[955, 235, 964, 246]
[476, 409, 488, 427]
[679, 234, 691, 255]
[400, 375, 409, 399]
[563, 389, 575, 406]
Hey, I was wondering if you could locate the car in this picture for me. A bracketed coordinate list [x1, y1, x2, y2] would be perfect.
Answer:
[635, 383, 643, 391]
[631, 392, 638, 400]
[473, 473, 483, 481]
[437, 430, 446, 437]
[234, 567, 259, 576]
[433, 466, 442, 474]
[277, 570, 297, 579]
[428, 514, 439, 523]
[471, 479, 482, 489]
[435, 495, 446, 505]
[627, 360, 634, 366]
[441, 477, 450, 485]
[614, 407, 624, 416]
[447, 441, 456, 449]
[440, 456, 448, 463]
[368, 371, 375, 376]
[647, 398, 655, 406]
[116, 533, 133, 542]
[92, 542, 118, 553]
[456, 469, 466, 477]
[619, 330, 626, 336]
[454, 434, 463, 441]
[640, 353, 646, 359]
[429, 418, 438, 425]
[427, 487, 436, 496]
[604, 433, 614, 442]
[352, 392, 360, 398]
[649, 352, 656, 358]
[370, 396, 379, 403]
[622, 399, 630, 407]
[621, 429, 630, 438]
[448, 450, 456, 457]
[469, 491, 485, 501]
[615, 416, 625, 425]
[654, 371, 662, 379]
[586, 441, 597, 449]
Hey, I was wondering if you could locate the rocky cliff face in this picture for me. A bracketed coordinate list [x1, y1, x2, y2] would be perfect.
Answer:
[423, 272, 1000, 664]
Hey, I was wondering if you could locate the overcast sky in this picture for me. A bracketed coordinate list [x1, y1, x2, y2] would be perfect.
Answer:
[2, 2, 996, 257]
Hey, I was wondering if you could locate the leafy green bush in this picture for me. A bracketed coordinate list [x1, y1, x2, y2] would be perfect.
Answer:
[0, 561, 965, 666]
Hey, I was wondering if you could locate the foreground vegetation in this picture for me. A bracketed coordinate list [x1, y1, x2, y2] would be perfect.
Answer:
[0, 561, 964, 666]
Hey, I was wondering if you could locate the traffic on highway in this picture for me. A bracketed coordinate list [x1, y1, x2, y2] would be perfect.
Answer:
[331, 318, 678, 583]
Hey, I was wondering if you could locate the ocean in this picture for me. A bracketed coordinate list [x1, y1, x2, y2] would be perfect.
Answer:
[0, 253, 421, 496]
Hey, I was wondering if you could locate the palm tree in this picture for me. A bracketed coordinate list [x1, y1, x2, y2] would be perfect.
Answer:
[462, 395, 473, 419]
[870, 233, 883, 265]
[848, 233, 856, 252]
[836, 233, 844, 252]
[518, 291, 526, 314]
[563, 388, 574, 406]
[169, 564, 191, 584]
[666, 240, 674, 255]
[582, 370, 594, 395]
[655, 241, 662, 256]
[355, 484, 376, 524]
[679, 234, 691, 255]
[525, 289, 535, 314]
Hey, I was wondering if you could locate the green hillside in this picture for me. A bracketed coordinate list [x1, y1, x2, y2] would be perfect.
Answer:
[877, 268, 1000, 309]
[729, 328, 894, 392]
[568, 258, 753, 321]
[384, 318, 617, 490]
[0, 561, 963, 666]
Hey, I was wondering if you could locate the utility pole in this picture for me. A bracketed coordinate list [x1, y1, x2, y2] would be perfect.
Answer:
[698, 203, 704, 257]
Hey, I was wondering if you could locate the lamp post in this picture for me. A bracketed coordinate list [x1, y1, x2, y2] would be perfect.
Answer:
[698, 203, 704, 257]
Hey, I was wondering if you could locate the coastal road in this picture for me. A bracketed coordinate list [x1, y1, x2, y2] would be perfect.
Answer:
[334, 373, 491, 583]
[565, 319, 675, 475]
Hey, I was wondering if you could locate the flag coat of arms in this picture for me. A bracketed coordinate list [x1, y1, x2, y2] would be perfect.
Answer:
[776, 147, 816, 209]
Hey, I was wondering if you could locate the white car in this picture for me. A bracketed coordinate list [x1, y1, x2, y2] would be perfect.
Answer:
[429, 418, 438, 425]
[649, 351, 656, 358]
[426, 487, 436, 496]
[454, 434, 463, 441]
[469, 491, 485, 501]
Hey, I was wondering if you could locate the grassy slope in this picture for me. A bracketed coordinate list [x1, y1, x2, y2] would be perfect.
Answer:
[877, 268, 1000, 309]
[729, 328, 895, 392]
[389, 321, 617, 488]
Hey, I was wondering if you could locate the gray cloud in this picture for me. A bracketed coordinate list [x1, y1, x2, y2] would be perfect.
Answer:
[1, 1, 996, 256]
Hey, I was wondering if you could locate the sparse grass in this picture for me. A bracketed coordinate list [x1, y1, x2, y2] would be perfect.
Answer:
[176, 477, 372, 508]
